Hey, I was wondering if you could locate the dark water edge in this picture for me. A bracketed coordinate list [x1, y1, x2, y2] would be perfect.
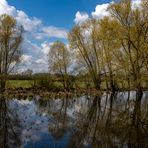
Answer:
[0, 91, 148, 148]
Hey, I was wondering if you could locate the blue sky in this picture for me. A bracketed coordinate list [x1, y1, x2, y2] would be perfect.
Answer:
[8, 0, 111, 30]
[0, 0, 140, 73]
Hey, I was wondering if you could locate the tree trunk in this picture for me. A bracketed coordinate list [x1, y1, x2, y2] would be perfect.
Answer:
[95, 82, 101, 90]
[0, 78, 6, 93]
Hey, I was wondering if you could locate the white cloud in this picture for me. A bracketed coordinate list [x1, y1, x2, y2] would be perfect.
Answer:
[41, 42, 53, 55]
[20, 55, 32, 63]
[36, 59, 47, 64]
[0, 0, 16, 15]
[42, 26, 68, 39]
[0, 0, 41, 32]
[18, 40, 52, 73]
[132, 0, 141, 9]
[74, 11, 89, 24]
[32, 33, 46, 40]
[16, 11, 42, 32]
[91, 0, 141, 19]
[92, 3, 110, 19]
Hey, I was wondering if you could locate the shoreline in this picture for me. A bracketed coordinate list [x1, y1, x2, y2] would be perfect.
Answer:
[0, 87, 147, 99]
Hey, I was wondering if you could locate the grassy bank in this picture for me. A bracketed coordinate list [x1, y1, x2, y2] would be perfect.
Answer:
[6, 80, 93, 90]
[6, 80, 33, 88]
[6, 79, 148, 90]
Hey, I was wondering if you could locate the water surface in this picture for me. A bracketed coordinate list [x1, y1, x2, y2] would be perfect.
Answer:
[0, 91, 148, 148]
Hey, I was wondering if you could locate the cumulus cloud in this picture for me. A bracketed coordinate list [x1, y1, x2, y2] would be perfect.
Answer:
[16, 11, 42, 32]
[0, 0, 16, 15]
[20, 40, 55, 73]
[91, 0, 141, 19]
[41, 42, 53, 55]
[132, 0, 141, 9]
[42, 26, 68, 39]
[36, 59, 47, 64]
[0, 0, 41, 32]
[92, 3, 110, 19]
[74, 11, 89, 24]
[74, 3, 111, 23]
[18, 41, 51, 73]
[21, 55, 32, 63]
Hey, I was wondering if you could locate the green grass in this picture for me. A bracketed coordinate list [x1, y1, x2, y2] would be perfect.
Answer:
[6, 80, 33, 88]
[6, 80, 64, 89]
[75, 81, 94, 89]
[53, 81, 63, 88]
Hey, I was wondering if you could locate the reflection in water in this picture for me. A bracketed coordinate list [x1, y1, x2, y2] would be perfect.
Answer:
[0, 91, 147, 148]
[0, 98, 21, 148]
[69, 92, 148, 148]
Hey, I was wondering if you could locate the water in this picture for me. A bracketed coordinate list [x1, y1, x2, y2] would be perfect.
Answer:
[0, 91, 148, 148]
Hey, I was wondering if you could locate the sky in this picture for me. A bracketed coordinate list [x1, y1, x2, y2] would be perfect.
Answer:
[0, 0, 141, 73]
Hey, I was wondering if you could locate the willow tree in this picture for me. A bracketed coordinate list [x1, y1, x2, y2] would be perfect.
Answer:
[68, 19, 102, 90]
[0, 14, 23, 91]
[98, 17, 121, 92]
[48, 41, 71, 90]
[108, 0, 148, 96]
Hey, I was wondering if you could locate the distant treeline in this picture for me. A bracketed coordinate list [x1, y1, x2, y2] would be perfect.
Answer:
[3, 73, 148, 91]
[6, 73, 75, 81]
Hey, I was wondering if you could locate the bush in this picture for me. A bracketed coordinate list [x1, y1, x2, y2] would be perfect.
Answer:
[32, 75, 54, 89]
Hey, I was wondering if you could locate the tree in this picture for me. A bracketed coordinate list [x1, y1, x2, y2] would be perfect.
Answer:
[0, 14, 23, 91]
[108, 0, 148, 96]
[48, 41, 71, 90]
[97, 17, 121, 92]
[68, 19, 102, 90]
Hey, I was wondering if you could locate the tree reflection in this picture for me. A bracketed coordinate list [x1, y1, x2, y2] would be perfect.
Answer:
[0, 97, 21, 148]
[68, 95, 102, 148]
[36, 95, 71, 140]
[48, 96, 69, 140]
[28, 92, 148, 147]
[68, 92, 148, 148]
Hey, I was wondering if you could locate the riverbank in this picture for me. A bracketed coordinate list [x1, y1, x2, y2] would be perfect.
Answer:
[1, 87, 148, 99]
[0, 87, 103, 99]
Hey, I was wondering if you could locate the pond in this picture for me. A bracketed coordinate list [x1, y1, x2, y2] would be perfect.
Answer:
[0, 91, 148, 148]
